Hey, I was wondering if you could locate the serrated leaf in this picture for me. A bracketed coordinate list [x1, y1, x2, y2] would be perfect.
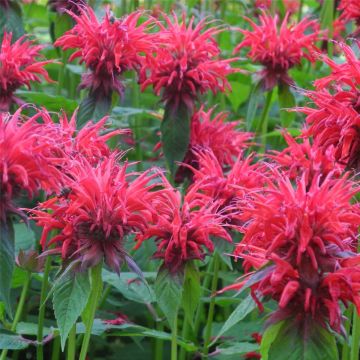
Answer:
[182, 262, 201, 328]
[77, 93, 112, 128]
[267, 318, 339, 360]
[0, 218, 14, 317]
[211, 294, 256, 345]
[278, 84, 296, 128]
[0, 330, 29, 350]
[102, 269, 155, 304]
[161, 101, 191, 174]
[154, 266, 184, 328]
[53, 271, 91, 350]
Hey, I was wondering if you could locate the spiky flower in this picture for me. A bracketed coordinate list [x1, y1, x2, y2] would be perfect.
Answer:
[0, 109, 61, 221]
[140, 12, 237, 110]
[55, 6, 155, 98]
[233, 170, 360, 333]
[31, 156, 160, 272]
[234, 12, 320, 90]
[0, 32, 53, 111]
[335, 0, 360, 37]
[135, 174, 232, 272]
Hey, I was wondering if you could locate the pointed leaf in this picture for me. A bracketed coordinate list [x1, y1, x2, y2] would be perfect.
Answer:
[161, 101, 191, 174]
[0, 218, 14, 316]
[77, 93, 112, 128]
[0, 330, 29, 350]
[278, 84, 296, 128]
[246, 81, 263, 131]
[154, 266, 184, 328]
[53, 271, 91, 350]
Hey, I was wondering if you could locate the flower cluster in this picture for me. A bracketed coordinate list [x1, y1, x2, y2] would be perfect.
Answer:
[140, 12, 237, 110]
[175, 107, 252, 182]
[233, 171, 360, 332]
[234, 12, 321, 90]
[55, 6, 155, 98]
[0, 32, 53, 111]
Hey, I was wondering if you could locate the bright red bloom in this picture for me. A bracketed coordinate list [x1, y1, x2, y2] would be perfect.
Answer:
[335, 0, 360, 36]
[140, 12, 237, 110]
[234, 12, 321, 90]
[0, 32, 53, 111]
[0, 109, 62, 221]
[55, 7, 155, 98]
[135, 174, 232, 272]
[31, 155, 160, 272]
[299, 90, 360, 170]
[175, 107, 252, 182]
[268, 131, 344, 184]
[233, 170, 360, 332]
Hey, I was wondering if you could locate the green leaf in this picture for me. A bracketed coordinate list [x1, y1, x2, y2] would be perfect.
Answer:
[77, 93, 112, 128]
[14, 222, 35, 254]
[16, 91, 78, 113]
[246, 81, 263, 131]
[16, 322, 51, 337]
[154, 266, 184, 328]
[227, 81, 251, 112]
[211, 294, 256, 345]
[278, 84, 296, 128]
[260, 321, 284, 360]
[161, 101, 191, 174]
[53, 271, 91, 350]
[215, 342, 259, 357]
[102, 269, 155, 304]
[267, 318, 339, 360]
[182, 262, 201, 328]
[0, 3, 24, 42]
[0, 330, 29, 350]
[51, 13, 73, 42]
[0, 218, 14, 317]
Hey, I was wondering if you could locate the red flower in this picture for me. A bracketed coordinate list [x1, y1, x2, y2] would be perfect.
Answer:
[0, 109, 62, 221]
[268, 131, 344, 184]
[175, 106, 252, 182]
[234, 12, 321, 90]
[335, 0, 360, 36]
[55, 7, 155, 98]
[299, 90, 360, 170]
[233, 170, 360, 332]
[31, 155, 161, 272]
[140, 12, 238, 110]
[135, 174, 232, 272]
[0, 32, 53, 111]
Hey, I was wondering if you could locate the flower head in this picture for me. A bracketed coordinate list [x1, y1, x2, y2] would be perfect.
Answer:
[233, 170, 360, 332]
[31, 155, 160, 272]
[234, 12, 320, 90]
[55, 7, 155, 98]
[335, 0, 360, 36]
[175, 106, 252, 182]
[135, 174, 232, 272]
[0, 32, 53, 111]
[0, 109, 62, 221]
[140, 12, 237, 110]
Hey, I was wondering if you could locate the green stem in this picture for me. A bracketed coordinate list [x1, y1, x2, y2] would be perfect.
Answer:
[37, 255, 52, 360]
[350, 308, 360, 360]
[154, 320, 164, 360]
[171, 315, 178, 360]
[56, 51, 67, 96]
[67, 324, 76, 360]
[51, 336, 61, 360]
[256, 89, 273, 151]
[79, 263, 103, 360]
[203, 254, 220, 355]
[342, 307, 353, 360]
[0, 272, 31, 360]
[179, 315, 190, 360]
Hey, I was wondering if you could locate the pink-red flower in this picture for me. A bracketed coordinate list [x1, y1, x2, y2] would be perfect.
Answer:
[55, 7, 155, 98]
[175, 107, 252, 182]
[31, 155, 161, 272]
[135, 174, 232, 272]
[140, 12, 237, 110]
[234, 12, 321, 90]
[0, 32, 53, 111]
[232, 170, 360, 332]
[0, 109, 62, 221]
[335, 0, 360, 37]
